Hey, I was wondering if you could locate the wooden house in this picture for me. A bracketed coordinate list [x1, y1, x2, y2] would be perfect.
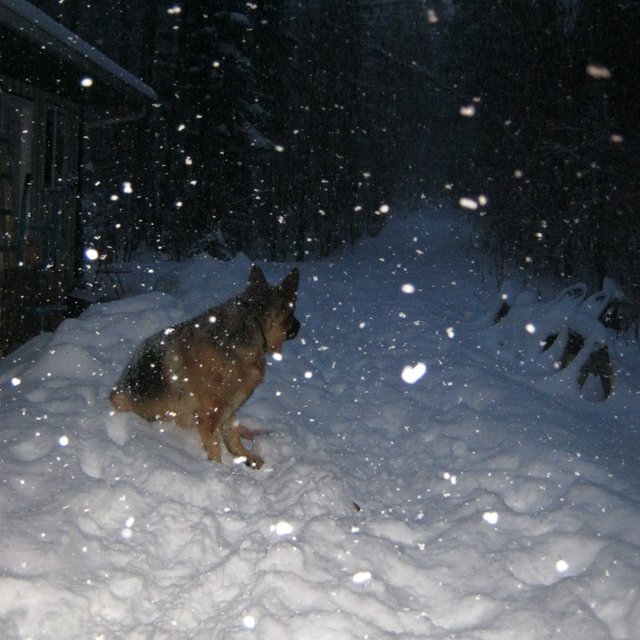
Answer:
[0, 0, 156, 354]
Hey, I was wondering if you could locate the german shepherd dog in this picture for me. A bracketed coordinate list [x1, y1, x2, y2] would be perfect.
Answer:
[110, 265, 300, 469]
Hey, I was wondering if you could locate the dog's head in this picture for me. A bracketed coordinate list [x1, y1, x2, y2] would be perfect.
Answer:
[247, 265, 300, 352]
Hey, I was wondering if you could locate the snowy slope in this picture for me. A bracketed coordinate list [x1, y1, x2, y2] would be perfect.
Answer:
[0, 206, 639, 640]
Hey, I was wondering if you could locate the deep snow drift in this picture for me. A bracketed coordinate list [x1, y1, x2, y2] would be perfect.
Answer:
[0, 206, 639, 639]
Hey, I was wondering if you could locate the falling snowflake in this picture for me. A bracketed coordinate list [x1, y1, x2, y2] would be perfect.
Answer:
[401, 362, 427, 384]
[482, 511, 499, 525]
[243, 615, 256, 629]
[352, 571, 372, 584]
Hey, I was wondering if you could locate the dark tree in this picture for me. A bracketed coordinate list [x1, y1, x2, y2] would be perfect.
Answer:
[445, 0, 640, 321]
[151, 1, 269, 259]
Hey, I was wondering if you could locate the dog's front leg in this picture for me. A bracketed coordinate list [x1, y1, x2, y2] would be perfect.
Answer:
[223, 422, 264, 469]
[197, 411, 223, 462]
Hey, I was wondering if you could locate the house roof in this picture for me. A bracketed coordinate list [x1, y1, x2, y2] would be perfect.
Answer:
[0, 0, 157, 102]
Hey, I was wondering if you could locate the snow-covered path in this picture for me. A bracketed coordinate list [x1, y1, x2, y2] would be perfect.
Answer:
[1, 207, 639, 639]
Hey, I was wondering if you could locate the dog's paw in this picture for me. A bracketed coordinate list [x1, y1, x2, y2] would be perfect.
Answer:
[232, 453, 264, 469]
[245, 453, 264, 470]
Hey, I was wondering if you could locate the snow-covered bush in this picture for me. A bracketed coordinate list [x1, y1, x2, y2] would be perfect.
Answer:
[483, 279, 623, 400]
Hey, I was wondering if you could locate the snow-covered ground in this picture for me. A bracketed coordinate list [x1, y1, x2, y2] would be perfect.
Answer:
[1, 206, 639, 639]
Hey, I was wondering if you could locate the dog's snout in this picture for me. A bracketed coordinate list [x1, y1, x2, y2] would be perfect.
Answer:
[287, 316, 300, 340]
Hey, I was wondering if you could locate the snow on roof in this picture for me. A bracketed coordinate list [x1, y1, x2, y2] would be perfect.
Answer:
[0, 0, 157, 101]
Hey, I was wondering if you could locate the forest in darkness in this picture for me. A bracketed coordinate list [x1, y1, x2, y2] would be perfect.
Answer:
[35, 0, 640, 323]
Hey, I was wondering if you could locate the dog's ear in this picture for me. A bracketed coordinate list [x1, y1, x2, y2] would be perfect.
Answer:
[281, 267, 299, 299]
[248, 265, 267, 288]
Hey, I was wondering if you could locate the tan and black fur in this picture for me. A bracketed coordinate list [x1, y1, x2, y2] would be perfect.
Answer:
[110, 265, 300, 469]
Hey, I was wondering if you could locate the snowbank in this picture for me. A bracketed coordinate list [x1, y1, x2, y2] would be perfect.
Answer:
[0, 206, 639, 639]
